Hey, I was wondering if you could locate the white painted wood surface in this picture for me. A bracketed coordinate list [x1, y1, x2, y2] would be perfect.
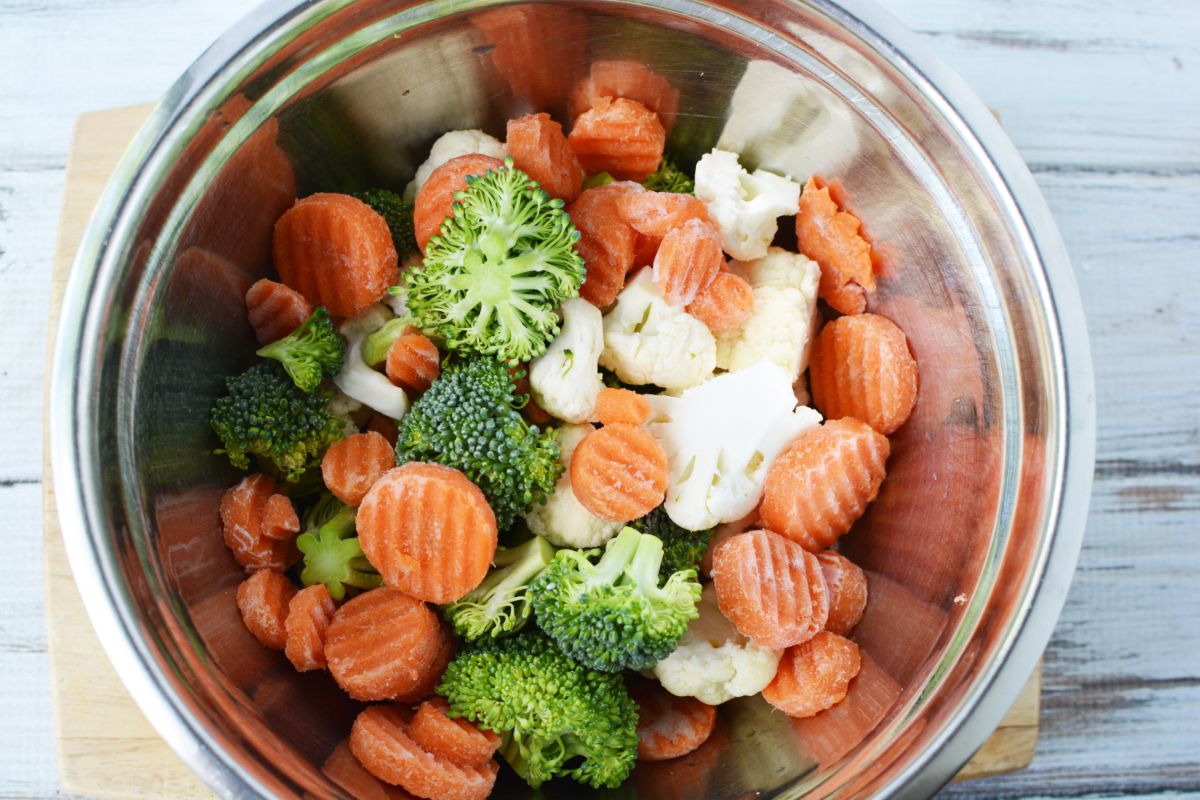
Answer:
[0, 0, 1195, 797]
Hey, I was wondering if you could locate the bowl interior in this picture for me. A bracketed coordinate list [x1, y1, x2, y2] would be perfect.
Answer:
[80, 1, 1062, 797]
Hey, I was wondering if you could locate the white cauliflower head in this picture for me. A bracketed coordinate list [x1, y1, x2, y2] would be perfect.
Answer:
[694, 148, 801, 261]
[333, 305, 410, 419]
[404, 129, 506, 199]
[654, 584, 782, 705]
[524, 423, 623, 549]
[599, 268, 716, 391]
[644, 359, 822, 531]
[529, 298, 604, 424]
[717, 247, 821, 379]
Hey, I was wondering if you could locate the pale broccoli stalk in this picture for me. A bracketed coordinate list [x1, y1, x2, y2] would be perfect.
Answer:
[295, 498, 381, 600]
[361, 316, 414, 368]
[405, 158, 585, 363]
[443, 536, 556, 642]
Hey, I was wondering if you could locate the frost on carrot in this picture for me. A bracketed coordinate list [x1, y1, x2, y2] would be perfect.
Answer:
[795, 177, 876, 315]
[568, 97, 666, 182]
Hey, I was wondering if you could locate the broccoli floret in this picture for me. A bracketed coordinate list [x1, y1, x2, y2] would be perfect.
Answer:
[529, 527, 702, 672]
[405, 158, 585, 363]
[295, 497, 381, 600]
[643, 159, 695, 194]
[210, 363, 343, 482]
[443, 536, 556, 642]
[255, 307, 343, 393]
[630, 506, 713, 580]
[355, 188, 419, 261]
[437, 631, 638, 789]
[395, 355, 561, 529]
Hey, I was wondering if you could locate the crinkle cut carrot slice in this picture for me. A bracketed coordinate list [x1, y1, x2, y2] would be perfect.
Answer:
[570, 423, 668, 522]
[686, 272, 754, 333]
[763, 631, 862, 718]
[350, 706, 499, 800]
[236, 569, 297, 651]
[568, 97, 666, 181]
[795, 177, 876, 316]
[630, 680, 717, 761]
[652, 218, 724, 307]
[410, 697, 501, 767]
[273, 193, 398, 317]
[321, 431, 397, 506]
[356, 464, 498, 603]
[220, 474, 299, 572]
[413, 154, 505, 252]
[506, 112, 585, 202]
[817, 550, 869, 636]
[245, 278, 312, 346]
[711, 529, 829, 650]
[322, 739, 417, 800]
[590, 387, 652, 426]
[284, 584, 338, 671]
[759, 418, 889, 552]
[567, 182, 641, 308]
[385, 332, 441, 396]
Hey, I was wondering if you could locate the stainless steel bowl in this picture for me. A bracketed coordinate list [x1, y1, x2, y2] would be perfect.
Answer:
[50, 1, 1095, 797]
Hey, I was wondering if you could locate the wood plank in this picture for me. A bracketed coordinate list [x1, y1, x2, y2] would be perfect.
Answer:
[43, 104, 212, 800]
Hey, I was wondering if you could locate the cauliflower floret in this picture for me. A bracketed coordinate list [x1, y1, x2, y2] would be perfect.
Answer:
[524, 423, 623, 549]
[404, 129, 507, 199]
[694, 148, 801, 261]
[529, 298, 604, 423]
[599, 268, 716, 391]
[645, 359, 822, 531]
[333, 305, 410, 419]
[717, 247, 821, 378]
[654, 584, 782, 705]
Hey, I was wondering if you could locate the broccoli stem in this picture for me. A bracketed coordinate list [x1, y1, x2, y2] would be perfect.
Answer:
[362, 317, 413, 367]
[587, 527, 643, 590]
[444, 536, 556, 641]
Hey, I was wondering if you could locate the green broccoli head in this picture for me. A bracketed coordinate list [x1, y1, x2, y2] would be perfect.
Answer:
[210, 362, 344, 482]
[643, 159, 695, 194]
[437, 631, 638, 789]
[630, 506, 713, 581]
[529, 527, 702, 673]
[395, 355, 561, 529]
[355, 188, 419, 261]
[405, 158, 585, 363]
[295, 496, 381, 600]
[255, 307, 343, 393]
[443, 536, 556, 642]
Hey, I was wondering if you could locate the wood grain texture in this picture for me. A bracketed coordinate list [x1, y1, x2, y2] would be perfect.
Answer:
[0, 0, 1197, 798]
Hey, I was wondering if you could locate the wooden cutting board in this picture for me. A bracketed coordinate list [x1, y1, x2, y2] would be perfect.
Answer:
[42, 105, 1041, 799]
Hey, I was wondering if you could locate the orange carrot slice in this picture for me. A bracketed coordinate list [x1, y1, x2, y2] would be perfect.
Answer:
[795, 177, 875, 315]
[615, 191, 709, 240]
[413, 154, 504, 252]
[710, 529, 829, 649]
[350, 706, 499, 800]
[393, 619, 455, 705]
[236, 570, 297, 651]
[809, 313, 919, 435]
[322, 740, 416, 800]
[410, 698, 502, 767]
[568, 97, 666, 181]
[570, 423, 668, 522]
[569, 60, 680, 132]
[567, 182, 640, 308]
[759, 418, 890, 552]
[260, 493, 300, 541]
[321, 431, 396, 506]
[506, 112, 585, 202]
[630, 681, 717, 762]
[325, 587, 443, 701]
[357, 464, 498, 603]
[590, 387, 651, 426]
[686, 272, 754, 333]
[273, 193, 398, 317]
[367, 413, 400, 448]
[763, 631, 862, 718]
[652, 218, 724, 307]
[220, 474, 299, 572]
[817, 550, 869, 637]
[245, 278, 312, 346]
[385, 332, 440, 396]
[284, 584, 337, 672]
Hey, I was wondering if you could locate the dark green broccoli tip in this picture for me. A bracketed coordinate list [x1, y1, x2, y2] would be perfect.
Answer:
[643, 159, 695, 194]
[355, 188, 419, 261]
[404, 158, 585, 364]
[529, 527, 702, 673]
[394, 355, 561, 530]
[361, 316, 412, 368]
[437, 631, 638, 789]
[630, 506, 713, 580]
[210, 362, 344, 483]
[255, 307, 344, 394]
[443, 536, 556, 642]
